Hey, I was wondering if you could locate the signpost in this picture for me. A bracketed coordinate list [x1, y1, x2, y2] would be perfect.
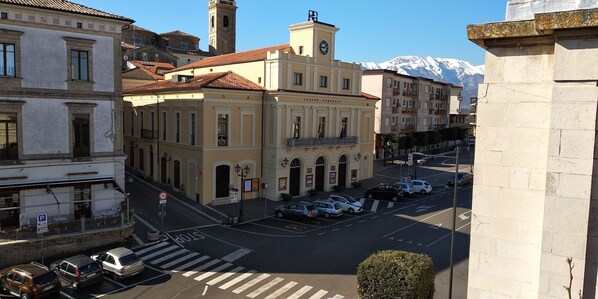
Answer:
[159, 192, 167, 238]
[37, 213, 48, 264]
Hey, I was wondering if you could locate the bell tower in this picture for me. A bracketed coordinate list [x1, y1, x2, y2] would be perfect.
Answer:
[208, 0, 237, 55]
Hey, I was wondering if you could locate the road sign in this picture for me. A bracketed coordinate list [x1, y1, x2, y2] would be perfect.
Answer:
[37, 213, 48, 234]
[408, 153, 414, 166]
[159, 192, 167, 205]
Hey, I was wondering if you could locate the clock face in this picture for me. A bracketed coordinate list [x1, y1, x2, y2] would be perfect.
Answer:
[319, 40, 329, 55]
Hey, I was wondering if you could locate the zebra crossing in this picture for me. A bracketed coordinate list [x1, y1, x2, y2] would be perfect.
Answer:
[359, 197, 401, 213]
[133, 241, 346, 299]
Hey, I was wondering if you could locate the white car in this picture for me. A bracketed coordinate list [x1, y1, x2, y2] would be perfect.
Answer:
[329, 194, 363, 214]
[91, 247, 144, 281]
[394, 182, 414, 197]
[411, 179, 432, 194]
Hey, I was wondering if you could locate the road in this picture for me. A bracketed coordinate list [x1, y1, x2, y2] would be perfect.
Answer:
[12, 148, 473, 299]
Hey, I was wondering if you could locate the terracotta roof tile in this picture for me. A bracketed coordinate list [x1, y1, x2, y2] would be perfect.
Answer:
[124, 71, 264, 94]
[361, 92, 380, 100]
[160, 30, 197, 38]
[170, 44, 290, 72]
[129, 60, 176, 80]
[0, 0, 133, 22]
[127, 24, 155, 33]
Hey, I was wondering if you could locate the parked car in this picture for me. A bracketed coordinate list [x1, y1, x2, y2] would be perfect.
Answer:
[90, 247, 144, 281]
[364, 184, 403, 201]
[393, 182, 414, 197]
[411, 179, 432, 194]
[448, 172, 473, 186]
[274, 202, 318, 220]
[329, 194, 363, 214]
[0, 262, 61, 299]
[313, 200, 343, 218]
[50, 255, 103, 291]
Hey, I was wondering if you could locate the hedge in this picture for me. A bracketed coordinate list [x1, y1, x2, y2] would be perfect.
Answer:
[357, 250, 435, 299]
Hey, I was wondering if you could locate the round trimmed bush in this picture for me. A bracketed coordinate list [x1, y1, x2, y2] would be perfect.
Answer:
[357, 250, 435, 299]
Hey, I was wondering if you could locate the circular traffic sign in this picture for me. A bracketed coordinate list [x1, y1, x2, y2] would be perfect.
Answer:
[159, 192, 167, 200]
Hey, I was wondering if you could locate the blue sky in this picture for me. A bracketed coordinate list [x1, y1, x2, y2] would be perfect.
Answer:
[75, 0, 506, 66]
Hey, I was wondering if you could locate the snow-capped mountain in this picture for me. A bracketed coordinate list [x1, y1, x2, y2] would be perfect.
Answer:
[361, 56, 484, 108]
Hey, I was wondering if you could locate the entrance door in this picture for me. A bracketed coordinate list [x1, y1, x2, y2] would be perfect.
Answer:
[160, 157, 167, 184]
[315, 156, 326, 192]
[215, 165, 230, 198]
[289, 159, 301, 196]
[338, 155, 347, 189]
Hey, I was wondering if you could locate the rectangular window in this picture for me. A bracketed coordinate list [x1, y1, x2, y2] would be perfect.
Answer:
[1, 12, 7, 19]
[342, 78, 350, 90]
[72, 114, 90, 158]
[70, 50, 88, 81]
[155, 53, 159, 62]
[150, 111, 155, 137]
[319, 76, 327, 88]
[133, 35, 143, 46]
[140, 111, 144, 134]
[162, 112, 166, 141]
[218, 114, 228, 146]
[175, 112, 180, 143]
[130, 111, 134, 136]
[317, 117, 326, 138]
[385, 78, 392, 88]
[0, 43, 15, 77]
[0, 113, 18, 160]
[384, 117, 390, 126]
[293, 72, 302, 85]
[190, 113, 196, 145]
[73, 186, 91, 220]
[340, 117, 348, 138]
[142, 52, 148, 61]
[293, 116, 301, 139]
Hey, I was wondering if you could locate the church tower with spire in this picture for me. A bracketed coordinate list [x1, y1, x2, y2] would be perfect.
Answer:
[208, 0, 237, 55]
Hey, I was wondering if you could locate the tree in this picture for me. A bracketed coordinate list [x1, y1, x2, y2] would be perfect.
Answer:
[414, 131, 429, 147]
[428, 130, 442, 144]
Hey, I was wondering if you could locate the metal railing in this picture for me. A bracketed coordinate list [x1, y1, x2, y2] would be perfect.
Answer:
[286, 136, 358, 148]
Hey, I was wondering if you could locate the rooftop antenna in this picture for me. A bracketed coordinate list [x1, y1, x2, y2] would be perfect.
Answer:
[308, 10, 318, 22]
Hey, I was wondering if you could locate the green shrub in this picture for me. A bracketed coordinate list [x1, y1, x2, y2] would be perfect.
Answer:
[357, 250, 435, 299]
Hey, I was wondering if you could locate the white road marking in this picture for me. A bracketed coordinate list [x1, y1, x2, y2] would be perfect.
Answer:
[345, 224, 353, 228]
[286, 285, 313, 299]
[206, 266, 245, 286]
[139, 245, 179, 260]
[426, 222, 471, 248]
[382, 207, 452, 238]
[308, 290, 329, 299]
[221, 248, 252, 263]
[161, 252, 200, 269]
[232, 273, 270, 294]
[264, 281, 298, 299]
[171, 255, 209, 273]
[202, 285, 208, 296]
[193, 262, 233, 282]
[131, 233, 145, 247]
[151, 249, 188, 265]
[359, 198, 366, 206]
[246, 277, 284, 298]
[182, 259, 220, 277]
[329, 295, 344, 299]
[219, 270, 256, 290]
[358, 220, 365, 223]
[134, 214, 160, 233]
[134, 241, 168, 255]
[388, 202, 394, 208]
[370, 200, 379, 212]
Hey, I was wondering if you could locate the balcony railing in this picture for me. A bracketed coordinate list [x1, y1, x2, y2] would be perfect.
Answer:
[434, 124, 447, 129]
[392, 107, 400, 113]
[73, 145, 90, 158]
[287, 136, 358, 148]
[141, 129, 158, 139]
[402, 125, 415, 132]
[403, 90, 418, 97]
[390, 125, 399, 132]
[392, 88, 401, 96]
[434, 109, 446, 115]
[402, 109, 417, 115]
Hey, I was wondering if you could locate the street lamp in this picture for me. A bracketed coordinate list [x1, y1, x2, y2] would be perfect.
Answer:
[411, 147, 461, 299]
[235, 163, 250, 223]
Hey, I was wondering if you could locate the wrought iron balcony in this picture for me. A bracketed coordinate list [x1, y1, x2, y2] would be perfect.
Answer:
[286, 136, 358, 148]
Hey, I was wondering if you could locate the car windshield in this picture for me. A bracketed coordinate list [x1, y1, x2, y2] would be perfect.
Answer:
[119, 254, 140, 266]
[333, 203, 342, 210]
[342, 195, 357, 203]
[33, 271, 57, 285]
[79, 262, 100, 274]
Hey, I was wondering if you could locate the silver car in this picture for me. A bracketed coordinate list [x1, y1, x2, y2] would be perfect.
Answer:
[394, 182, 414, 197]
[313, 200, 343, 218]
[91, 247, 144, 281]
[329, 194, 363, 214]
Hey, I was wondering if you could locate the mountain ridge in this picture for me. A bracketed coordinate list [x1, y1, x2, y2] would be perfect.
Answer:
[361, 56, 484, 108]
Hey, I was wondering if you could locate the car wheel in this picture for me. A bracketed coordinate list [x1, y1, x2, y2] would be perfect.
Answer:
[348, 208, 355, 214]
[324, 213, 330, 219]
[276, 211, 284, 218]
[20, 293, 30, 299]
[420, 189, 426, 195]
[367, 193, 373, 199]
[392, 196, 398, 202]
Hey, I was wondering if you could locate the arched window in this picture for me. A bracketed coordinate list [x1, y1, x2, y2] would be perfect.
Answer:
[223, 16, 229, 27]
[316, 156, 326, 165]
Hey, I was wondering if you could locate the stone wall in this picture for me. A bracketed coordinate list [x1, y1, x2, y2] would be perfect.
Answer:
[0, 224, 134, 268]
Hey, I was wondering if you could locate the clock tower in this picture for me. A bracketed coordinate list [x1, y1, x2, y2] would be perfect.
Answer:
[208, 0, 237, 55]
[289, 10, 339, 63]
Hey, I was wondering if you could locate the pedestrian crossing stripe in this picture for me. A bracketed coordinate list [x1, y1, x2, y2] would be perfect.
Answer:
[370, 200, 379, 212]
[133, 241, 347, 299]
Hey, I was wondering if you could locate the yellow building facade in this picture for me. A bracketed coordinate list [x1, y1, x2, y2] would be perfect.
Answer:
[124, 16, 376, 205]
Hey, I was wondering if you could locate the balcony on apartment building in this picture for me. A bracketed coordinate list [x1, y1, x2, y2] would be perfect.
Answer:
[402, 124, 415, 132]
[402, 108, 417, 115]
[434, 109, 447, 115]
[287, 136, 358, 148]
[392, 106, 400, 114]
[392, 88, 401, 96]
[434, 124, 447, 129]
[141, 129, 158, 139]
[402, 90, 418, 97]
[390, 125, 399, 132]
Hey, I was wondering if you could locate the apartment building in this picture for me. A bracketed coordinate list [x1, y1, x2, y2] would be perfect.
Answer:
[124, 7, 376, 204]
[0, 0, 132, 228]
[362, 69, 462, 156]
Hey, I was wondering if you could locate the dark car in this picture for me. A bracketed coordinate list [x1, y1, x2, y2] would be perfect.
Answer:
[274, 202, 318, 220]
[50, 255, 103, 291]
[448, 172, 473, 186]
[365, 184, 403, 201]
[0, 262, 61, 299]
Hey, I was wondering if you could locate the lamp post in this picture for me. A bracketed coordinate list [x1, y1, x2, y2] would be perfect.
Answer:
[235, 163, 250, 223]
